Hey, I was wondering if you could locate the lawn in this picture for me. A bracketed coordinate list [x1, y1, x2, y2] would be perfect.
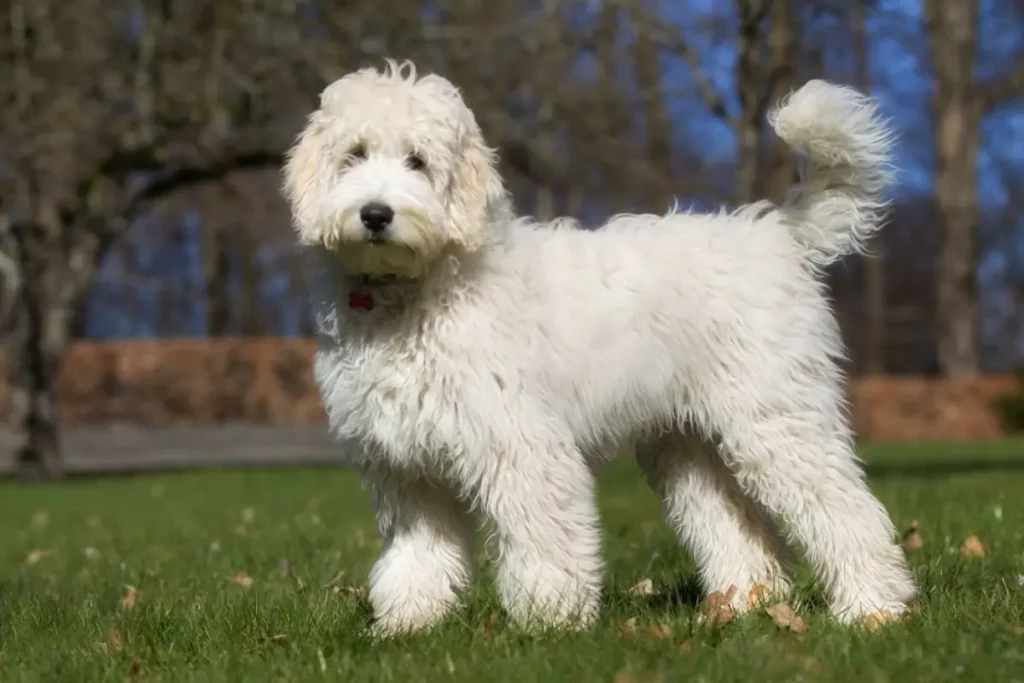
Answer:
[1, 440, 1023, 682]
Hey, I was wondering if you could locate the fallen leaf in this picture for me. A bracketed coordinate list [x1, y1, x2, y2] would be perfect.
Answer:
[83, 547, 102, 561]
[860, 610, 896, 633]
[630, 578, 655, 596]
[960, 535, 986, 558]
[616, 617, 638, 637]
[481, 613, 503, 640]
[31, 511, 49, 528]
[231, 572, 254, 588]
[902, 520, 924, 551]
[241, 507, 256, 524]
[765, 602, 807, 633]
[24, 549, 50, 565]
[106, 628, 124, 652]
[121, 585, 139, 608]
[803, 657, 824, 675]
[332, 584, 365, 598]
[746, 583, 771, 609]
[128, 655, 145, 681]
[699, 585, 738, 627]
[612, 670, 637, 683]
[646, 623, 673, 639]
[678, 638, 695, 655]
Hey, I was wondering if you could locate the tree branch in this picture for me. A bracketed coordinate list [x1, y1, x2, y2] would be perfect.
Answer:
[126, 150, 284, 215]
[641, 22, 735, 126]
[979, 56, 1024, 111]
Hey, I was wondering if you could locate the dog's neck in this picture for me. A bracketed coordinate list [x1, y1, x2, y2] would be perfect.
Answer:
[344, 273, 418, 312]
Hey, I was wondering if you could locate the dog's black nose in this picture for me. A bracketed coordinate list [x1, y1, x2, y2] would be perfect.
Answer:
[360, 202, 394, 233]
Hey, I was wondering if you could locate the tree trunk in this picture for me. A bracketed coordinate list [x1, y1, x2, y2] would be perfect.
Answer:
[760, 0, 798, 204]
[855, 1, 887, 375]
[8, 224, 66, 480]
[629, 4, 675, 210]
[203, 221, 233, 336]
[238, 224, 264, 336]
[925, 0, 981, 376]
[6, 213, 107, 479]
[735, 0, 767, 205]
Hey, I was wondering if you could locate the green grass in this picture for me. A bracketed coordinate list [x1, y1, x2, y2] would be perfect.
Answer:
[2, 441, 1024, 682]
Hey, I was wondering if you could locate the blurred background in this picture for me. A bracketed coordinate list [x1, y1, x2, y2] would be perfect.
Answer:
[0, 0, 1022, 480]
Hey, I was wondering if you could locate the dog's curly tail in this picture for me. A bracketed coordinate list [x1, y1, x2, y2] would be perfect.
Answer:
[769, 80, 894, 268]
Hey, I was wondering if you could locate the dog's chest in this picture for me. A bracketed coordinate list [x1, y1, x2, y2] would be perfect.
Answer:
[314, 334, 464, 468]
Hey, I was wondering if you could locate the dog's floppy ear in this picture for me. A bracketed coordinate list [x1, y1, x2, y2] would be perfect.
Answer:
[282, 118, 323, 240]
[446, 133, 507, 251]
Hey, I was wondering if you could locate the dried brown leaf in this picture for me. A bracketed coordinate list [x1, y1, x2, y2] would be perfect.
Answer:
[231, 572, 254, 588]
[646, 623, 673, 639]
[699, 585, 738, 627]
[24, 549, 50, 565]
[902, 520, 924, 551]
[765, 602, 807, 633]
[860, 610, 897, 633]
[106, 628, 124, 652]
[746, 583, 771, 609]
[960, 535, 986, 558]
[678, 638, 695, 655]
[612, 670, 638, 683]
[616, 617, 638, 637]
[241, 507, 256, 524]
[128, 655, 145, 682]
[481, 613, 503, 640]
[120, 585, 139, 609]
[331, 584, 366, 598]
[630, 578, 655, 596]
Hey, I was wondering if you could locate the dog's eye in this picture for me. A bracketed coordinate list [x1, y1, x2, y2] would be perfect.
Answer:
[405, 154, 426, 171]
[348, 145, 367, 162]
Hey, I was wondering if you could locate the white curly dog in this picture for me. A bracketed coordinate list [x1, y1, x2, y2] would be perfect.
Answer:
[283, 60, 916, 635]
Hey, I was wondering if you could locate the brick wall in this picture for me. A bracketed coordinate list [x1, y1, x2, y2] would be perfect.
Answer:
[0, 339, 1018, 441]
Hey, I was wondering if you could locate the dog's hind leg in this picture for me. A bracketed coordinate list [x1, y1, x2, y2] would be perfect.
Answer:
[363, 469, 476, 636]
[706, 395, 917, 624]
[637, 432, 795, 614]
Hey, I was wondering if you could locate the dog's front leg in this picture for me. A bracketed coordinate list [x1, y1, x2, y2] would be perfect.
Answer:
[473, 440, 603, 631]
[363, 469, 476, 636]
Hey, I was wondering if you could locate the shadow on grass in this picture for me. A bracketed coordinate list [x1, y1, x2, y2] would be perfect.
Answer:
[866, 455, 1024, 480]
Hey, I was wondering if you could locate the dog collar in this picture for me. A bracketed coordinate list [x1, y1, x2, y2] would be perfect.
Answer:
[347, 275, 399, 312]
[347, 291, 375, 311]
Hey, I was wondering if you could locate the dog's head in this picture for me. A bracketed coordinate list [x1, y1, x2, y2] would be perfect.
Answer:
[283, 60, 507, 278]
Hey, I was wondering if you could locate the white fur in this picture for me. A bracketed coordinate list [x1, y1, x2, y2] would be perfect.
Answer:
[284, 61, 916, 635]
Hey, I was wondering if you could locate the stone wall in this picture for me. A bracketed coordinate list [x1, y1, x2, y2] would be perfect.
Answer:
[0, 339, 1018, 441]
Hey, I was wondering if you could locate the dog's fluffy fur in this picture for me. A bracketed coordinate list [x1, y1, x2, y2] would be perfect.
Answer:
[284, 61, 916, 635]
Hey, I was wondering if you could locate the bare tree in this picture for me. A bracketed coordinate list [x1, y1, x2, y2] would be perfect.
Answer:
[924, 0, 1024, 376]
[0, 0, 312, 478]
[853, 1, 887, 375]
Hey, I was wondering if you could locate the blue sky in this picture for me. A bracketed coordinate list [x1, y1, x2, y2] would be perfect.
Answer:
[83, 0, 1024, 362]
